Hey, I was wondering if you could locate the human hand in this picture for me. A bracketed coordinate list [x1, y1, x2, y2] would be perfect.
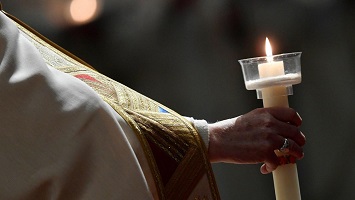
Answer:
[207, 107, 306, 174]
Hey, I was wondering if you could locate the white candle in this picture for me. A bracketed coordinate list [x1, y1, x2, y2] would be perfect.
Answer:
[258, 38, 301, 200]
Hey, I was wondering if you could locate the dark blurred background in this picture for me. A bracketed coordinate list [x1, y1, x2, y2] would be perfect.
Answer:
[2, 0, 355, 199]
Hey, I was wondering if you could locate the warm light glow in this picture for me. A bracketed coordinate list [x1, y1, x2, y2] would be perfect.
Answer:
[265, 37, 273, 62]
[70, 0, 98, 24]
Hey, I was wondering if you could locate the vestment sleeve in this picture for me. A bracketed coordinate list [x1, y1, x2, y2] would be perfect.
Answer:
[0, 12, 154, 200]
[185, 118, 210, 148]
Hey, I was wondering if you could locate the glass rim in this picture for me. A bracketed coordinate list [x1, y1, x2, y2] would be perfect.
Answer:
[238, 52, 302, 64]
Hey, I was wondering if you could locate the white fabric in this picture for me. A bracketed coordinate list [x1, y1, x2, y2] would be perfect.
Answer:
[0, 12, 211, 199]
[185, 117, 210, 147]
[0, 12, 154, 199]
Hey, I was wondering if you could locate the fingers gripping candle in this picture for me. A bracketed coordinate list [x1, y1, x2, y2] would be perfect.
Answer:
[238, 38, 302, 200]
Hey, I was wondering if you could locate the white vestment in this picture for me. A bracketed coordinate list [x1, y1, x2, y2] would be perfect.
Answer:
[0, 11, 210, 199]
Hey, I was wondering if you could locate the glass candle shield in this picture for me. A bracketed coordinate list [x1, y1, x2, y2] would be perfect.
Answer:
[238, 52, 302, 99]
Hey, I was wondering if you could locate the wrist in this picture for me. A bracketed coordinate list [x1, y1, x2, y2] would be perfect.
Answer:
[207, 116, 241, 163]
[207, 123, 222, 162]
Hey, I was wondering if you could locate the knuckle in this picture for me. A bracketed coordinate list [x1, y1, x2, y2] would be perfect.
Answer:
[262, 136, 278, 151]
[262, 117, 275, 128]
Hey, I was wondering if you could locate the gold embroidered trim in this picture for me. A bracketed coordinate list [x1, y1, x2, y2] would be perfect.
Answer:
[1, 10, 94, 71]
[126, 110, 189, 162]
[165, 146, 205, 200]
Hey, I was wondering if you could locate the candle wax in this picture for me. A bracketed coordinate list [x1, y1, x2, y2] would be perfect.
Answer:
[244, 73, 301, 90]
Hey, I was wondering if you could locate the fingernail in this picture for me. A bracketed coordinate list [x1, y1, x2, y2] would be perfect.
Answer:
[296, 112, 302, 121]
[300, 131, 306, 139]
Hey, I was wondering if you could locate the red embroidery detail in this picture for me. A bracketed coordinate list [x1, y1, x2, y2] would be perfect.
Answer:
[278, 155, 297, 165]
[74, 74, 98, 82]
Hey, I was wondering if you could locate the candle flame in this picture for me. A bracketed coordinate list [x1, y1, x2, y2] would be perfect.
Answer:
[265, 37, 273, 62]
